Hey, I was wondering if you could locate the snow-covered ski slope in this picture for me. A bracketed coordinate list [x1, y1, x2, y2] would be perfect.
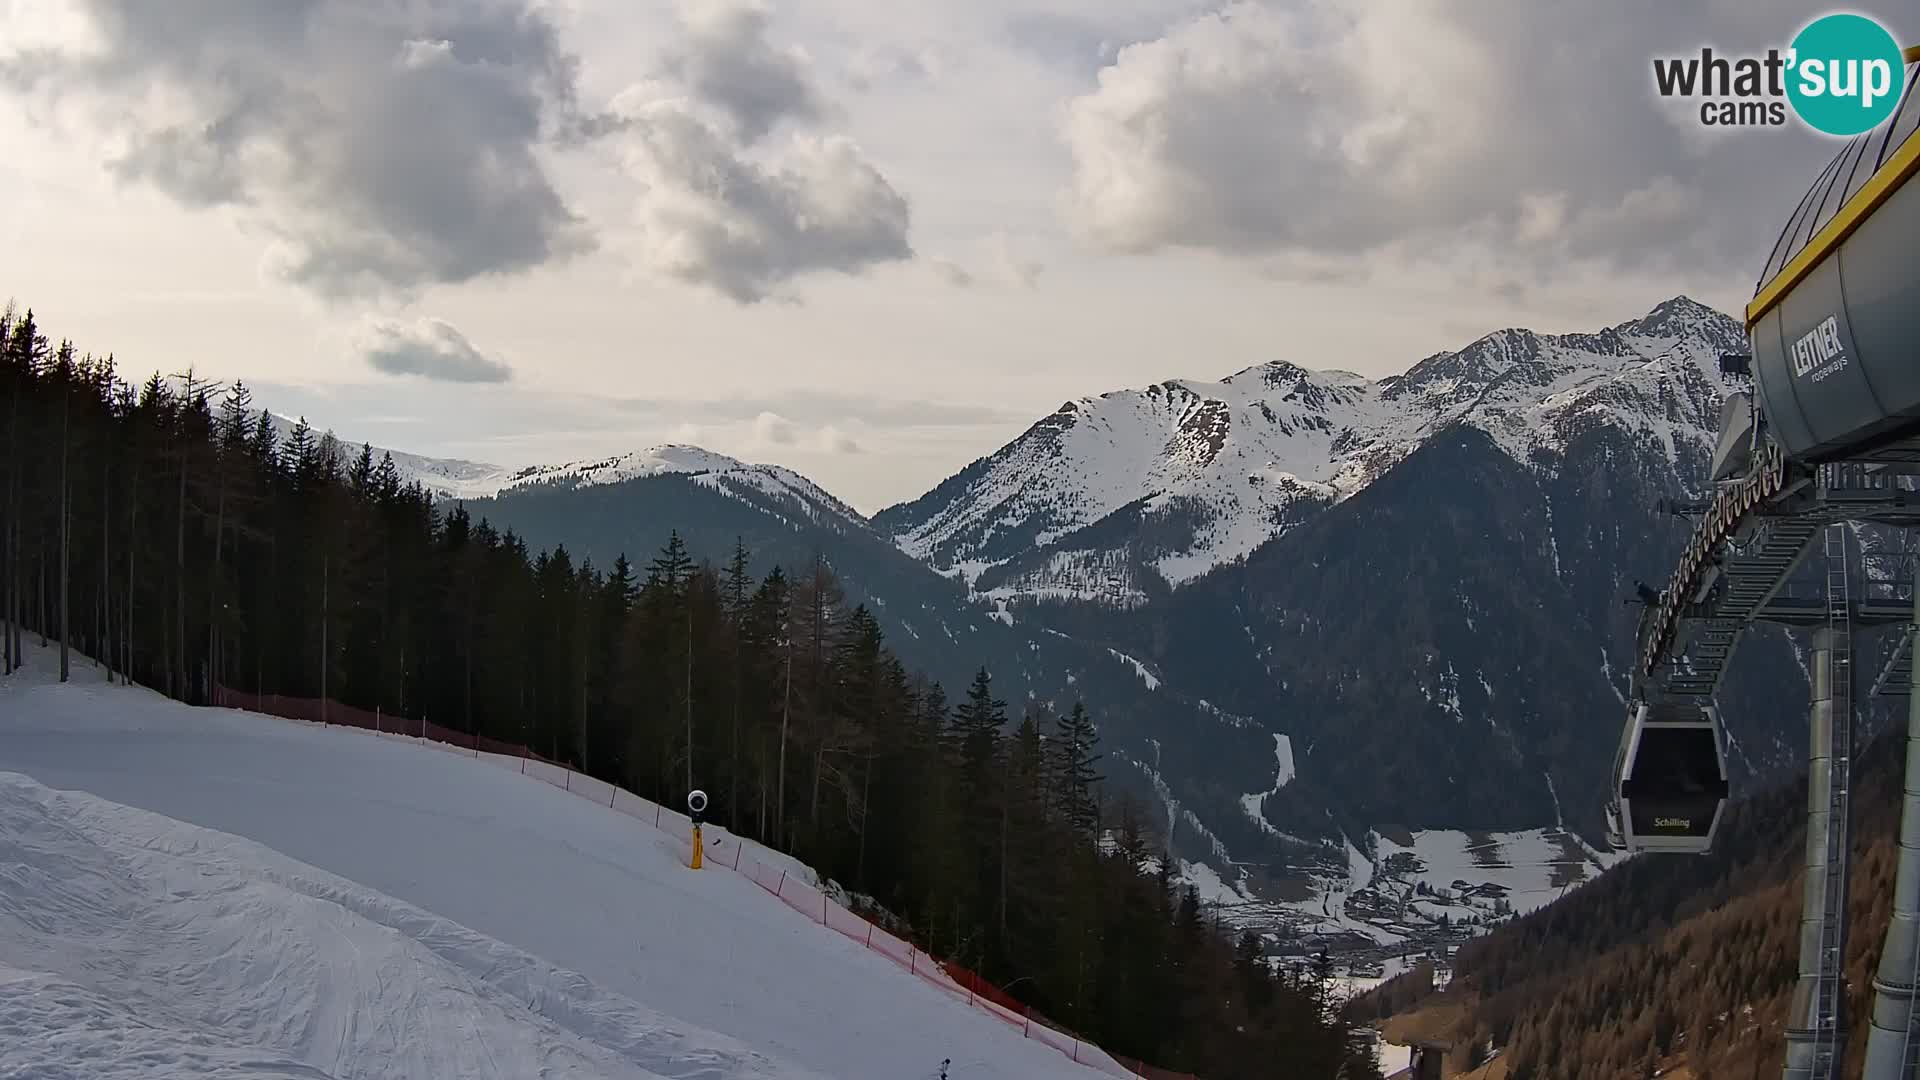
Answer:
[0, 771, 825, 1080]
[0, 645, 1115, 1080]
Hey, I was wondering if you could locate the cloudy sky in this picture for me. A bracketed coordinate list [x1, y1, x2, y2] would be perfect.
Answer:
[1, 0, 1907, 512]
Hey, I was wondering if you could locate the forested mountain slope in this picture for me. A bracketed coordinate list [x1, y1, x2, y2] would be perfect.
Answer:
[1365, 724, 1912, 1079]
[0, 304, 1376, 1080]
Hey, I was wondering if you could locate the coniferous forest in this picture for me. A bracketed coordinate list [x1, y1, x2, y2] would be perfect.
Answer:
[0, 305, 1381, 1080]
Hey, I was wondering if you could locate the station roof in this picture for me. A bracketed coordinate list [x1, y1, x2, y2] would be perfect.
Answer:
[1749, 49, 1920, 329]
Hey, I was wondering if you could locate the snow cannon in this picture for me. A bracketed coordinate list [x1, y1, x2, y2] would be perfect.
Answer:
[1606, 702, 1729, 855]
[687, 789, 708, 870]
[1744, 56, 1920, 467]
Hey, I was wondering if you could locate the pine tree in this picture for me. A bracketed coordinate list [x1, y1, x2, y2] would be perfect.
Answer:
[1052, 701, 1103, 841]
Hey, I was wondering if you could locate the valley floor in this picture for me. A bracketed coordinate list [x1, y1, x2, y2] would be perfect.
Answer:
[0, 642, 1110, 1080]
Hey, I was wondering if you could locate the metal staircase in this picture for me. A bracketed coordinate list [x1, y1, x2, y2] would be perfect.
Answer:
[1658, 514, 1823, 699]
[1812, 522, 1856, 1079]
[1873, 625, 1914, 699]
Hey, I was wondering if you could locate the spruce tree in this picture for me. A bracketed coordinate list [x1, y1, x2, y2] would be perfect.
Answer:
[1052, 701, 1103, 841]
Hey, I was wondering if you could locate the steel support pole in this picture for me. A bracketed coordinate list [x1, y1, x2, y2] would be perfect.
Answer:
[1786, 626, 1840, 1080]
[1863, 585, 1920, 1080]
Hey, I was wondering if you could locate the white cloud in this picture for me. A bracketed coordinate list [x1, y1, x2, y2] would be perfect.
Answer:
[816, 424, 863, 453]
[752, 410, 799, 446]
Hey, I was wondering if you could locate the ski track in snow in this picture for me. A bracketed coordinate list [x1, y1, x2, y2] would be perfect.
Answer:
[0, 772, 816, 1080]
[0, 645, 1111, 1080]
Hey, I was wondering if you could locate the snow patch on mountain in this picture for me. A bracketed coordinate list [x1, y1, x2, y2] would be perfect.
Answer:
[1238, 735, 1296, 840]
[1176, 858, 1252, 906]
[976, 550, 1149, 606]
[1369, 828, 1616, 919]
[1194, 699, 1256, 729]
[1108, 649, 1161, 691]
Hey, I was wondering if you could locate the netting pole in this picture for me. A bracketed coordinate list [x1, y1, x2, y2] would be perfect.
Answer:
[655, 804, 662, 827]
[733, 844, 742, 870]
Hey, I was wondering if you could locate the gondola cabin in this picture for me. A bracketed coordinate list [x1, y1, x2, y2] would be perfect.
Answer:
[1607, 702, 1730, 855]
[1407, 1043, 1445, 1080]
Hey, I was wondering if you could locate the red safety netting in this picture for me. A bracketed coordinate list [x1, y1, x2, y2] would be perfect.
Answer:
[210, 684, 1199, 1080]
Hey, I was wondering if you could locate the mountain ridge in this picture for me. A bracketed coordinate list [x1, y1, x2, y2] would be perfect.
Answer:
[871, 294, 1740, 605]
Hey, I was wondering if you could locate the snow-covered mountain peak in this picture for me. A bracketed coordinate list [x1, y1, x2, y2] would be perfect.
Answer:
[1619, 294, 1738, 344]
[501, 444, 751, 489]
[1221, 360, 1311, 390]
[465, 444, 866, 527]
[876, 297, 1746, 601]
[256, 413, 864, 526]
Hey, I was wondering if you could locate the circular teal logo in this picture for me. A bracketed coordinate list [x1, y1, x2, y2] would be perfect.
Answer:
[1786, 13, 1906, 136]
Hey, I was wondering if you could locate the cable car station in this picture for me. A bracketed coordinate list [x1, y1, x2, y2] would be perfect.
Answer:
[1610, 49, 1920, 1080]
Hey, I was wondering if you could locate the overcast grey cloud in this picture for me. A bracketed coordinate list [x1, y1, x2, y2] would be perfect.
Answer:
[3, 0, 598, 302]
[618, 388, 1031, 428]
[665, 0, 828, 143]
[359, 317, 513, 384]
[611, 0, 913, 303]
[932, 259, 976, 287]
[845, 44, 940, 93]
[1061, 0, 1909, 283]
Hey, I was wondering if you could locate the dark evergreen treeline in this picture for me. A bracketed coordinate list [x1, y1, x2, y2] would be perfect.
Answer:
[0, 306, 1378, 1080]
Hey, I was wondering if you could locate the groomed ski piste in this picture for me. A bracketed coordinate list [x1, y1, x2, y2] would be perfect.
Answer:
[0, 642, 1125, 1079]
